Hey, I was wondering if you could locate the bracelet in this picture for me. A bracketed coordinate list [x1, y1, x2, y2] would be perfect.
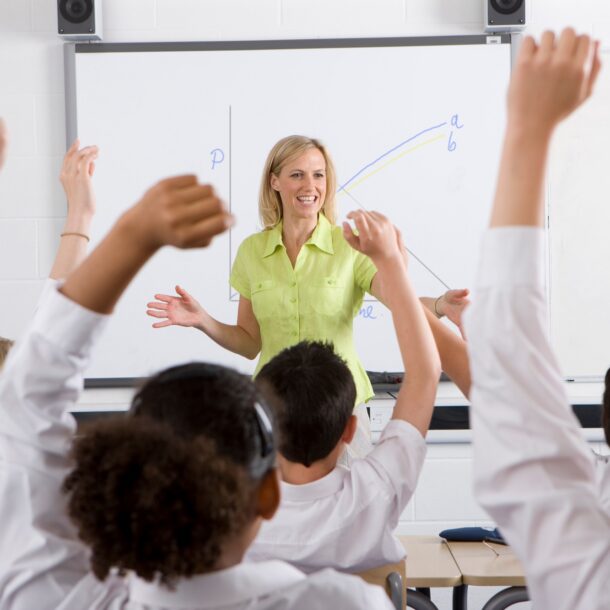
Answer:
[434, 295, 444, 318]
[60, 232, 90, 242]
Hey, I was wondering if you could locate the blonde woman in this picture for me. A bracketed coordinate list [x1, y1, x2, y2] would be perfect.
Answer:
[147, 136, 470, 457]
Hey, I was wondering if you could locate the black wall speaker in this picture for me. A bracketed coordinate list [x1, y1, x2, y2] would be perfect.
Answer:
[484, 0, 526, 32]
[57, 0, 103, 40]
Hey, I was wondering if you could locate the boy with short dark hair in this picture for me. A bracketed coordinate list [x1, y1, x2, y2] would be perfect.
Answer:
[258, 340, 356, 469]
[249, 210, 441, 573]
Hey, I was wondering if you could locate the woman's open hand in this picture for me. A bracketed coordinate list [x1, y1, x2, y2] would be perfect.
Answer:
[147, 285, 205, 329]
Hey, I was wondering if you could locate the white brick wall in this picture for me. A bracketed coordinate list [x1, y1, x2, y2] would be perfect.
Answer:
[1, 4, 609, 606]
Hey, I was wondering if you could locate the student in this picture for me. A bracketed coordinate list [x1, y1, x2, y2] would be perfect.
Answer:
[0, 174, 394, 610]
[464, 29, 609, 609]
[248, 209, 441, 573]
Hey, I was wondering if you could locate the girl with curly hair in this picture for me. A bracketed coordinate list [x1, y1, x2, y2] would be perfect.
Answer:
[0, 172, 393, 610]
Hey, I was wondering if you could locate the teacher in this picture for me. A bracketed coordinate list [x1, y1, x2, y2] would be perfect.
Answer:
[147, 135, 467, 454]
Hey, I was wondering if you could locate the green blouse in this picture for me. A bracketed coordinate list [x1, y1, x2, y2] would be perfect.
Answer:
[230, 214, 377, 405]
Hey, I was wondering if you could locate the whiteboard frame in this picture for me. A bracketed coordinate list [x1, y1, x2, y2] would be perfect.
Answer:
[64, 34, 512, 388]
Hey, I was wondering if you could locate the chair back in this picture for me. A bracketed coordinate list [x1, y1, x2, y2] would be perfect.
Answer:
[357, 560, 406, 609]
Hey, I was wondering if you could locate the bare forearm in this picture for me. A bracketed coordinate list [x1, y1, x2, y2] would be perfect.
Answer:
[490, 126, 550, 228]
[61, 216, 154, 313]
[420, 296, 440, 318]
[423, 308, 471, 398]
[198, 313, 260, 360]
[50, 213, 94, 280]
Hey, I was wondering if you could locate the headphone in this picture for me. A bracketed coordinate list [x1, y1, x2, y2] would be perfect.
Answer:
[131, 362, 276, 479]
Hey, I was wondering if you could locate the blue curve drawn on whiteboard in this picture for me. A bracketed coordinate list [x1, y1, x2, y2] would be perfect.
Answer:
[337, 120, 447, 192]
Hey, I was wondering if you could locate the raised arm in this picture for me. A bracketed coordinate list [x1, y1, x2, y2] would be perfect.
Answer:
[50, 140, 99, 280]
[465, 30, 610, 610]
[344, 211, 441, 436]
[420, 288, 469, 337]
[0, 174, 232, 608]
[62, 176, 232, 311]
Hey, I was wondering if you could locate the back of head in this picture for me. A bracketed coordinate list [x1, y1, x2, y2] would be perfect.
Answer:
[64, 362, 275, 585]
[257, 341, 355, 467]
[0, 337, 14, 369]
[602, 369, 610, 445]
[258, 135, 337, 229]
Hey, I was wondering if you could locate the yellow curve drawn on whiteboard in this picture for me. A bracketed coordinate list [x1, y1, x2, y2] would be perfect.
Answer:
[340, 133, 445, 194]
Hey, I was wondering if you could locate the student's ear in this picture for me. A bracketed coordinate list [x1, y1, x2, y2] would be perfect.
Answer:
[341, 414, 358, 445]
[256, 467, 281, 521]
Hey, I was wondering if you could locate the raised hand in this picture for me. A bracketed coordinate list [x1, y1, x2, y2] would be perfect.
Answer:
[147, 285, 205, 329]
[60, 139, 99, 219]
[437, 288, 470, 338]
[342, 210, 405, 266]
[61, 175, 233, 314]
[491, 29, 601, 230]
[121, 175, 233, 253]
[508, 29, 601, 136]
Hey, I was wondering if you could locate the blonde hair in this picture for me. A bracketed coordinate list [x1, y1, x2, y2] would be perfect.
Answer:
[258, 135, 337, 229]
[0, 337, 14, 369]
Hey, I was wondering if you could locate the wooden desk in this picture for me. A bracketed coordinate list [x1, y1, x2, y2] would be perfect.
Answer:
[445, 541, 528, 610]
[399, 536, 461, 610]
[400, 535, 461, 588]
[399, 536, 529, 610]
[444, 541, 525, 587]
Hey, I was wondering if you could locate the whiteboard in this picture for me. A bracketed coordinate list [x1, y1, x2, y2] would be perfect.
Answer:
[65, 36, 512, 384]
[549, 52, 610, 380]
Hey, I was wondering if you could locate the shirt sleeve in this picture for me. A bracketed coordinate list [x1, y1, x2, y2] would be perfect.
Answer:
[355, 419, 426, 528]
[463, 227, 610, 610]
[0, 286, 110, 610]
[353, 250, 377, 294]
[230, 238, 252, 300]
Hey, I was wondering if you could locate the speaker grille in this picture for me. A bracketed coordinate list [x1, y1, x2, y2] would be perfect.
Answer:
[59, 0, 93, 24]
[490, 0, 524, 15]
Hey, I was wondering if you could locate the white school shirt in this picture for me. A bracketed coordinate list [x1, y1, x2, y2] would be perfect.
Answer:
[247, 419, 426, 573]
[0, 287, 393, 610]
[595, 453, 610, 515]
[464, 227, 610, 610]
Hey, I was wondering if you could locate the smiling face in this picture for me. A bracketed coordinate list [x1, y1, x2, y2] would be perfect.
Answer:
[270, 148, 327, 225]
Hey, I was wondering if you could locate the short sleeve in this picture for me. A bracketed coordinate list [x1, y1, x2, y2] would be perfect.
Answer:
[353, 251, 377, 294]
[230, 239, 252, 299]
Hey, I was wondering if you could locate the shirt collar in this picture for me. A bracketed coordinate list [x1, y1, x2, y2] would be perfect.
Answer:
[280, 465, 349, 502]
[263, 221, 285, 258]
[307, 214, 334, 255]
[262, 214, 335, 259]
[129, 560, 305, 608]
